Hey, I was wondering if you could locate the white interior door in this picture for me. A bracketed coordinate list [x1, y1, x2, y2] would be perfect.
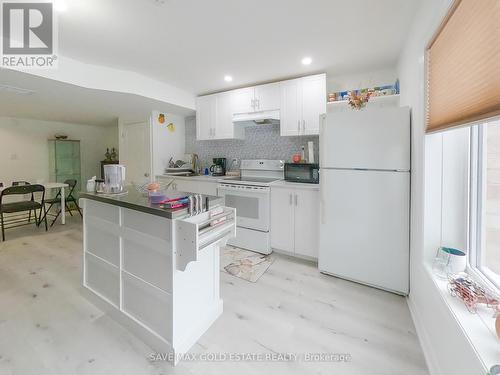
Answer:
[319, 169, 410, 294]
[120, 121, 152, 186]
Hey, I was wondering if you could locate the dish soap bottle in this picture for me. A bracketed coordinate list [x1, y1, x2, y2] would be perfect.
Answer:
[301, 146, 306, 163]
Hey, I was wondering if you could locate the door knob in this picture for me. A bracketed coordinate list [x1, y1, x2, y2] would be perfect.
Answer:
[144, 173, 150, 177]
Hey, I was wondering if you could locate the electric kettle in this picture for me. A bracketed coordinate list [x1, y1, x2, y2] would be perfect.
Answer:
[103, 164, 126, 194]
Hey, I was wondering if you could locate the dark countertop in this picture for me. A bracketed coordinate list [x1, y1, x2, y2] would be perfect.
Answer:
[80, 188, 223, 220]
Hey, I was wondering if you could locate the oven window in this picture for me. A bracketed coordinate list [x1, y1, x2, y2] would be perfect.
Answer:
[224, 194, 259, 219]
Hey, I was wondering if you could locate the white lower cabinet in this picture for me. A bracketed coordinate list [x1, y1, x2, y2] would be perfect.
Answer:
[85, 252, 120, 306]
[270, 187, 295, 251]
[271, 185, 319, 259]
[122, 271, 172, 341]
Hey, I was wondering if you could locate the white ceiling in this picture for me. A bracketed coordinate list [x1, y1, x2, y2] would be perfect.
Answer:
[58, 0, 419, 95]
[0, 69, 194, 126]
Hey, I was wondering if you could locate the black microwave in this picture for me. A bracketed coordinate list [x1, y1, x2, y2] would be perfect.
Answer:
[284, 163, 319, 184]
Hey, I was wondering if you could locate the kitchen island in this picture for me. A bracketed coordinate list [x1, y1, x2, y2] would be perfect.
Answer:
[79, 189, 236, 364]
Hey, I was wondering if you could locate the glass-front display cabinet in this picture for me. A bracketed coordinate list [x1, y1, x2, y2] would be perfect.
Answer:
[48, 139, 81, 197]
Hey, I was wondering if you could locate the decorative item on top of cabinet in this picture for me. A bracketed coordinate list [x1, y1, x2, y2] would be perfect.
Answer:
[347, 90, 372, 110]
[270, 185, 319, 259]
[280, 73, 326, 136]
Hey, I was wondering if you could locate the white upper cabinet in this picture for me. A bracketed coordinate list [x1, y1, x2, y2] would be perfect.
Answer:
[280, 73, 326, 136]
[301, 74, 326, 135]
[231, 88, 255, 114]
[216, 91, 241, 139]
[280, 78, 302, 136]
[196, 93, 243, 140]
[232, 83, 280, 114]
[196, 95, 216, 140]
[254, 82, 280, 112]
[195, 73, 325, 140]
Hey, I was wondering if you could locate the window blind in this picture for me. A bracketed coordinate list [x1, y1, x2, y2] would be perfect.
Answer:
[426, 0, 500, 133]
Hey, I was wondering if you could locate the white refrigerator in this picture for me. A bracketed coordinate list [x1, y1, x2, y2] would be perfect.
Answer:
[318, 106, 410, 295]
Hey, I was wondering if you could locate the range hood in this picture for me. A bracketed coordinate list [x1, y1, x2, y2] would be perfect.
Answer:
[232, 110, 280, 125]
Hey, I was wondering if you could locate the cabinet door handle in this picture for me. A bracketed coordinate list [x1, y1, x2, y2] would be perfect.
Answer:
[289, 193, 293, 205]
[302, 120, 306, 133]
[294, 194, 298, 206]
[297, 120, 300, 134]
[256, 99, 260, 109]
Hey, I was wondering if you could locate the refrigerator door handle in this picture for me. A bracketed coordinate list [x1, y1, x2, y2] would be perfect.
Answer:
[320, 114, 326, 165]
[320, 178, 325, 225]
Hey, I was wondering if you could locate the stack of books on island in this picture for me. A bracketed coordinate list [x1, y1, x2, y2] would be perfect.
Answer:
[160, 196, 189, 209]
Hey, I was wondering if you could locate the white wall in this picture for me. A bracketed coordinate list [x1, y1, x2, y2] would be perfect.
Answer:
[151, 111, 186, 176]
[0, 117, 118, 186]
[327, 67, 397, 93]
[25, 56, 196, 110]
[397, 0, 486, 373]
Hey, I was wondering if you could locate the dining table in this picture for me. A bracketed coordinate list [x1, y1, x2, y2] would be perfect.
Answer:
[0, 182, 69, 225]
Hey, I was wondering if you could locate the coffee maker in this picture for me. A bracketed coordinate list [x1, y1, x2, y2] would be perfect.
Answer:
[210, 158, 226, 176]
[103, 164, 126, 194]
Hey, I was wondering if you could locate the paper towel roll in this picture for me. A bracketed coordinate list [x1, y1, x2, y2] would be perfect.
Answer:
[308, 141, 315, 163]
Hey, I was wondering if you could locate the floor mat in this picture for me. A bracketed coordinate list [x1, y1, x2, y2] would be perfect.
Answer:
[220, 246, 274, 282]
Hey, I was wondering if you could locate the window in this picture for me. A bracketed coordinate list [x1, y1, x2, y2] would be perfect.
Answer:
[470, 121, 500, 289]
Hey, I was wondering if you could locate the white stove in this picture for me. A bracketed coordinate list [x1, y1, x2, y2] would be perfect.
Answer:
[217, 160, 284, 254]
[221, 176, 281, 186]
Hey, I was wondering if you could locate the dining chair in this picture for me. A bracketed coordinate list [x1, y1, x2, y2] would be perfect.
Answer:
[11, 181, 34, 222]
[0, 184, 47, 241]
[42, 179, 82, 227]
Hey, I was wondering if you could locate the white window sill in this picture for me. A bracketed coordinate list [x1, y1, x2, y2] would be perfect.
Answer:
[424, 264, 499, 371]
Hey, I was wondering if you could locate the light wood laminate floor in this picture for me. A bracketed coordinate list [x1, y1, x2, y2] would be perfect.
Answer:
[0, 218, 428, 375]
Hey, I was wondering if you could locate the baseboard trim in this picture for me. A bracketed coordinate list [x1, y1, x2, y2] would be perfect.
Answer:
[407, 295, 443, 375]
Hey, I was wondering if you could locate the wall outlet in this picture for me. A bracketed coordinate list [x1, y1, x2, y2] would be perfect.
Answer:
[10, 153, 18, 160]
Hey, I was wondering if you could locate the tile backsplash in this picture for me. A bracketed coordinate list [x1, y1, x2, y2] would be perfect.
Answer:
[184, 117, 319, 171]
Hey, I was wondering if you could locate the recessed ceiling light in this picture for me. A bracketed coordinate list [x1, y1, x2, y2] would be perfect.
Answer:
[54, 0, 68, 12]
[301, 57, 312, 65]
[224, 75, 233, 82]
